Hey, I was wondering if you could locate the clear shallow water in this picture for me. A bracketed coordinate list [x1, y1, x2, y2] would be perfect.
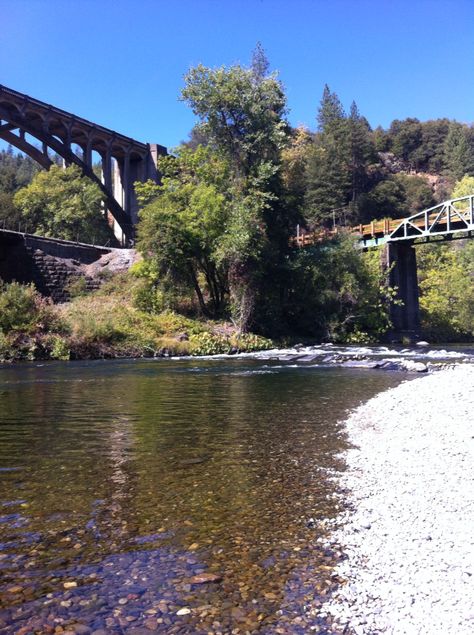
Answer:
[0, 357, 408, 634]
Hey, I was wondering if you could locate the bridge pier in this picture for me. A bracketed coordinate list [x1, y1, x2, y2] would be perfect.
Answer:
[383, 241, 421, 334]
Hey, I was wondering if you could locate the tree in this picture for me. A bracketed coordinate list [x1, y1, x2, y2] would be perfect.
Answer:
[393, 174, 435, 214]
[305, 86, 350, 226]
[0, 191, 22, 229]
[451, 174, 474, 199]
[444, 123, 474, 180]
[14, 164, 111, 243]
[317, 84, 345, 131]
[387, 118, 423, 167]
[284, 234, 393, 341]
[358, 178, 407, 221]
[415, 119, 450, 173]
[418, 241, 474, 340]
[180, 46, 292, 331]
[347, 101, 376, 212]
[280, 126, 313, 217]
[136, 147, 230, 317]
[181, 52, 287, 178]
[0, 146, 40, 195]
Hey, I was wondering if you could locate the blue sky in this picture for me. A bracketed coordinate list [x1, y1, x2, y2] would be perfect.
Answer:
[1, 0, 473, 150]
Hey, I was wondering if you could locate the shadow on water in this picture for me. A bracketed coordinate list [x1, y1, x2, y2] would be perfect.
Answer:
[0, 357, 405, 634]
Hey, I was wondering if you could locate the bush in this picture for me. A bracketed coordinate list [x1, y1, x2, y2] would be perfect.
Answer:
[231, 332, 273, 352]
[65, 276, 88, 298]
[0, 282, 54, 334]
[189, 332, 232, 355]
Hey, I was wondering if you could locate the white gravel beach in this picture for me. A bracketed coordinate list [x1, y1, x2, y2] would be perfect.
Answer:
[326, 364, 474, 635]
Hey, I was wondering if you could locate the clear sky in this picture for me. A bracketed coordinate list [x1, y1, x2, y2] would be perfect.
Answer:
[1, 0, 473, 149]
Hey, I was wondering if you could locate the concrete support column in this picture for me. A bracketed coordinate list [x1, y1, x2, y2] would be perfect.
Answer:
[84, 134, 93, 168]
[383, 241, 420, 333]
[102, 149, 113, 193]
[123, 151, 131, 216]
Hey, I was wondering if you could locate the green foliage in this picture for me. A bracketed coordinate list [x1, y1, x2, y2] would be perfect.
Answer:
[136, 146, 230, 317]
[48, 335, 71, 360]
[14, 164, 112, 243]
[0, 191, 22, 229]
[188, 330, 273, 355]
[358, 174, 435, 221]
[451, 174, 474, 199]
[444, 123, 474, 181]
[189, 332, 232, 355]
[284, 235, 393, 342]
[181, 56, 288, 177]
[0, 282, 53, 334]
[393, 174, 435, 214]
[417, 241, 474, 341]
[358, 178, 407, 220]
[305, 88, 376, 227]
[65, 276, 88, 298]
[138, 47, 295, 333]
[388, 118, 422, 166]
[0, 146, 40, 195]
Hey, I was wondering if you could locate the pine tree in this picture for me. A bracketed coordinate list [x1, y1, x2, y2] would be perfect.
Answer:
[317, 84, 345, 132]
[251, 42, 270, 84]
[305, 86, 350, 227]
[347, 101, 375, 215]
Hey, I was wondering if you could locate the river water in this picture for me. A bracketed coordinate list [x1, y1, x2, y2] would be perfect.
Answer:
[0, 349, 469, 634]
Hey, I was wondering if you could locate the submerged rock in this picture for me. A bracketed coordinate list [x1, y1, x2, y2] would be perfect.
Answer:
[188, 572, 222, 585]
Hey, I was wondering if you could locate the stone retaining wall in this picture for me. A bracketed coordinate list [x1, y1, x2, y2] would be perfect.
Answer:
[0, 230, 112, 302]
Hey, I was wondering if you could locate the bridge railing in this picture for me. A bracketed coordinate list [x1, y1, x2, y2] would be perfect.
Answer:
[389, 195, 474, 241]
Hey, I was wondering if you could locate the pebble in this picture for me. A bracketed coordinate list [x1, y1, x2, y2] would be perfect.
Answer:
[326, 364, 474, 634]
[176, 607, 191, 616]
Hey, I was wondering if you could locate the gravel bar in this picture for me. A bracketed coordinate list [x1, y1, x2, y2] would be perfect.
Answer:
[326, 364, 474, 635]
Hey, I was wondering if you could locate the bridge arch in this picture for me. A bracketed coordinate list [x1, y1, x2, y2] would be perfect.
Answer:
[0, 84, 166, 245]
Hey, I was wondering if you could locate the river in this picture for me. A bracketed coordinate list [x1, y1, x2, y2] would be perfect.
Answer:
[0, 348, 471, 634]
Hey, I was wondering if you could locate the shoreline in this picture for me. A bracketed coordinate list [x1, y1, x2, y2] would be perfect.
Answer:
[325, 364, 474, 634]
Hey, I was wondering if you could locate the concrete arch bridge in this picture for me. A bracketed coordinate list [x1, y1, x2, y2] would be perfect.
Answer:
[294, 195, 474, 334]
[0, 84, 166, 245]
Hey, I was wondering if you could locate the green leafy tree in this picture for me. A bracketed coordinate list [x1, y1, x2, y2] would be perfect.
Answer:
[284, 234, 393, 341]
[393, 174, 435, 214]
[358, 178, 407, 221]
[180, 46, 292, 331]
[415, 119, 450, 172]
[280, 126, 313, 218]
[387, 118, 423, 167]
[136, 146, 230, 317]
[418, 241, 474, 340]
[0, 191, 22, 229]
[451, 174, 474, 199]
[14, 164, 111, 243]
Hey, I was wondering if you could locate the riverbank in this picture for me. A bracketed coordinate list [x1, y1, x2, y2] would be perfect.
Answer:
[0, 277, 273, 362]
[325, 364, 474, 634]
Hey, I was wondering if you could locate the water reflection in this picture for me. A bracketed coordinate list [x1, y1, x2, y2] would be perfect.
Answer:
[0, 358, 402, 633]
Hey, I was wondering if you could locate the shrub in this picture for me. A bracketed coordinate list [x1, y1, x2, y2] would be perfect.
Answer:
[231, 332, 273, 352]
[65, 276, 88, 298]
[189, 332, 232, 355]
[0, 282, 53, 334]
